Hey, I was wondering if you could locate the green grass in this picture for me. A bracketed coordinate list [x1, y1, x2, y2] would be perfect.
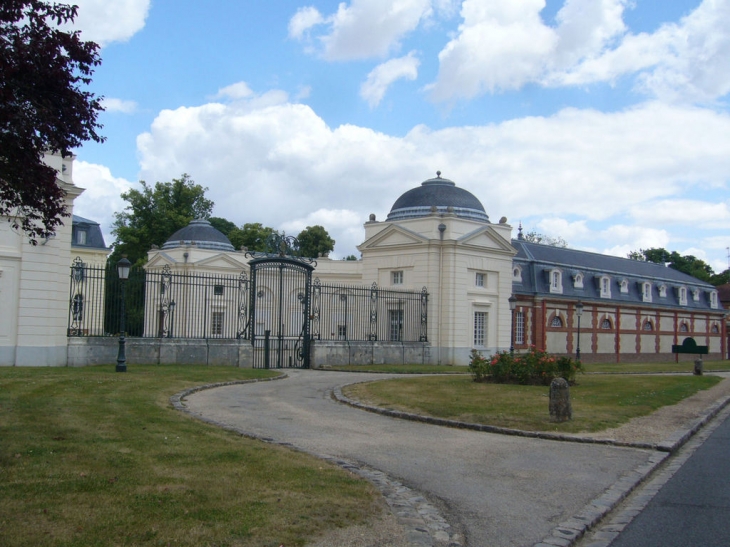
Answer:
[0, 365, 381, 547]
[585, 359, 730, 374]
[343, 374, 723, 434]
[322, 364, 470, 374]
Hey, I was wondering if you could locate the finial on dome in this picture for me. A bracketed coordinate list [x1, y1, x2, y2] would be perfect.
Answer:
[436, 170, 441, 178]
[518, 222, 524, 240]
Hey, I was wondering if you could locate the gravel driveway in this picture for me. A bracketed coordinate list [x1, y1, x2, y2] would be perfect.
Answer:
[180, 370, 660, 547]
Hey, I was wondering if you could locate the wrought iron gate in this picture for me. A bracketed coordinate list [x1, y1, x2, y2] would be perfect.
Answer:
[248, 253, 314, 369]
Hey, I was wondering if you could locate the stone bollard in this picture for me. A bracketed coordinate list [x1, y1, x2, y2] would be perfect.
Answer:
[694, 358, 703, 376]
[549, 377, 572, 422]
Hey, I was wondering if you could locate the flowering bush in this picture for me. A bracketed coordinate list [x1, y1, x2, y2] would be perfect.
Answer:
[469, 347, 583, 385]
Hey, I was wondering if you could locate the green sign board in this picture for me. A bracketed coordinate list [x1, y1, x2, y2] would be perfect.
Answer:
[671, 337, 709, 355]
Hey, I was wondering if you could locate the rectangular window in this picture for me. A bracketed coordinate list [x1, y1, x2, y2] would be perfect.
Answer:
[474, 311, 487, 346]
[338, 324, 347, 340]
[515, 310, 524, 344]
[214, 285, 224, 296]
[475, 272, 485, 287]
[76, 230, 87, 245]
[211, 311, 224, 336]
[389, 310, 403, 341]
[392, 271, 403, 285]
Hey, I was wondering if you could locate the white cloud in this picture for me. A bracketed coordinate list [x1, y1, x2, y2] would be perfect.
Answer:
[101, 97, 138, 114]
[280, 209, 364, 258]
[72, 161, 135, 246]
[133, 92, 730, 259]
[429, 0, 558, 100]
[63, 0, 150, 47]
[288, 6, 325, 40]
[430, 0, 730, 104]
[629, 199, 730, 230]
[214, 82, 255, 100]
[361, 52, 420, 108]
[290, 0, 432, 60]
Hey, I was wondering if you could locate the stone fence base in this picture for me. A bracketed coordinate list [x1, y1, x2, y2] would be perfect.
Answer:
[66, 338, 431, 368]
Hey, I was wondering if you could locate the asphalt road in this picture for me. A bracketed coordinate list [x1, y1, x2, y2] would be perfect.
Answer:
[608, 410, 730, 547]
[182, 370, 658, 547]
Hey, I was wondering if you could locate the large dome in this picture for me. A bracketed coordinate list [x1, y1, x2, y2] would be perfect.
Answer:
[162, 219, 235, 251]
[387, 172, 489, 222]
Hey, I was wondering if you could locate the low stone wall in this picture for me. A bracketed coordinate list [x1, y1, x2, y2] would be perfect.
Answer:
[66, 338, 431, 367]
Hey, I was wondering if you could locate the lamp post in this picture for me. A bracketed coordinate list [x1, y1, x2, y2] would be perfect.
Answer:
[508, 295, 517, 355]
[575, 301, 584, 362]
[116, 257, 131, 372]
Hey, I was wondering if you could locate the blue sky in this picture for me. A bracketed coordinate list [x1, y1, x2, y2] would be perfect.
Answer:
[68, 0, 730, 272]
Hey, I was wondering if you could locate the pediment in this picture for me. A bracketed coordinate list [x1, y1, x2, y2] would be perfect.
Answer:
[145, 252, 176, 270]
[358, 225, 428, 250]
[195, 253, 248, 271]
[458, 226, 516, 253]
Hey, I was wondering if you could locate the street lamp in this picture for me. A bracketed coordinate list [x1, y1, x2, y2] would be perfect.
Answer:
[575, 301, 584, 362]
[508, 295, 517, 355]
[116, 257, 131, 372]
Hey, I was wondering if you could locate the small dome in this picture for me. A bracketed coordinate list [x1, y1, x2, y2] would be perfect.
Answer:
[387, 172, 489, 222]
[162, 219, 235, 251]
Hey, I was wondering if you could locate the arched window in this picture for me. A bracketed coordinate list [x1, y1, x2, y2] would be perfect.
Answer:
[643, 320, 654, 332]
[679, 322, 689, 333]
[601, 318, 612, 329]
[711, 324, 720, 334]
[550, 315, 563, 328]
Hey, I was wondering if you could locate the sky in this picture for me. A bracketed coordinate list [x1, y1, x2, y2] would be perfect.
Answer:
[67, 0, 730, 272]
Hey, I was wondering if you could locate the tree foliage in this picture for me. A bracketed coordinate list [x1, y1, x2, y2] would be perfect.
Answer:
[228, 222, 279, 252]
[628, 247, 719, 284]
[297, 225, 335, 258]
[1, 1, 104, 241]
[111, 174, 213, 265]
[523, 231, 568, 248]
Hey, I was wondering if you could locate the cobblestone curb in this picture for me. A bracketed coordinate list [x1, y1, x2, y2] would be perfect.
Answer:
[170, 374, 461, 547]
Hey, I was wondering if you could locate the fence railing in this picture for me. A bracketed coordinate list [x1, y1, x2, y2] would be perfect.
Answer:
[68, 261, 428, 342]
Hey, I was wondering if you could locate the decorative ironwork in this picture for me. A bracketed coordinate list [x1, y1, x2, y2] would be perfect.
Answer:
[243, 233, 318, 266]
[311, 277, 321, 340]
[68, 257, 86, 335]
[420, 286, 428, 342]
[156, 265, 174, 337]
[236, 271, 250, 339]
[369, 282, 378, 341]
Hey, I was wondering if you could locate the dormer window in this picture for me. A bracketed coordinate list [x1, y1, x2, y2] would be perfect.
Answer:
[692, 288, 700, 302]
[549, 269, 562, 294]
[677, 286, 687, 306]
[572, 272, 584, 289]
[641, 282, 652, 303]
[76, 229, 87, 245]
[710, 291, 718, 309]
[658, 284, 667, 298]
[513, 266, 523, 283]
[599, 276, 612, 298]
[619, 278, 629, 294]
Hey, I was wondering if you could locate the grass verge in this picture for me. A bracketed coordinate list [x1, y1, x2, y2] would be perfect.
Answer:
[0, 365, 381, 547]
[342, 374, 723, 434]
[322, 364, 469, 374]
[585, 359, 730, 374]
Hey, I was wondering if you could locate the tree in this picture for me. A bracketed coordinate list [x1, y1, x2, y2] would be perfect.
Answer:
[629, 247, 714, 284]
[297, 225, 335, 258]
[342, 254, 358, 261]
[229, 222, 279, 252]
[208, 217, 237, 237]
[111, 174, 213, 265]
[1, 1, 104, 242]
[523, 231, 568, 248]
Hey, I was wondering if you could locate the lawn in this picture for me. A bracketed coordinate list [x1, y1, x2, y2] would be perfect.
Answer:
[342, 373, 723, 434]
[0, 365, 381, 547]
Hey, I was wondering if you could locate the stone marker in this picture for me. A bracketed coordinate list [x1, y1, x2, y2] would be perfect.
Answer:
[694, 358, 703, 376]
[549, 377, 572, 422]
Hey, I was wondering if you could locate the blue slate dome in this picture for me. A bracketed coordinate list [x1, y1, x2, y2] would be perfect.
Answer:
[162, 219, 235, 251]
[387, 172, 489, 222]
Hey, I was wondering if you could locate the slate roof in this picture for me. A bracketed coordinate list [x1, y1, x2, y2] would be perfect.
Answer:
[387, 173, 489, 222]
[512, 239, 720, 312]
[71, 215, 108, 250]
[162, 219, 235, 251]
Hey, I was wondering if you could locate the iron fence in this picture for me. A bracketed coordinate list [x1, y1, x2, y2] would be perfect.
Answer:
[67, 260, 428, 342]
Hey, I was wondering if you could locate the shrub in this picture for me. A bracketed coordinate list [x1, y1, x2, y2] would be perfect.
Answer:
[469, 347, 583, 385]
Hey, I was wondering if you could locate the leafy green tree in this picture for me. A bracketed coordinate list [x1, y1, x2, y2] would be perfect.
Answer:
[111, 174, 213, 265]
[523, 231, 568, 248]
[1, 1, 104, 242]
[629, 247, 714, 283]
[229, 222, 279, 252]
[711, 269, 730, 286]
[297, 225, 335, 258]
[208, 217, 237, 237]
[342, 254, 358, 261]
